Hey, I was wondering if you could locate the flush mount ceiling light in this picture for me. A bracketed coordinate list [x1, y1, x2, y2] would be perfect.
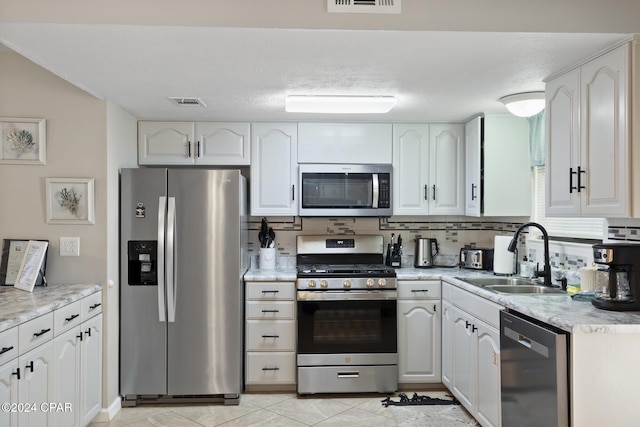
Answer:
[499, 92, 545, 118]
[285, 95, 397, 114]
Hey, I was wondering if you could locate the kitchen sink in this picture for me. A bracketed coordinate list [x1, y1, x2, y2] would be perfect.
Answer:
[455, 277, 566, 295]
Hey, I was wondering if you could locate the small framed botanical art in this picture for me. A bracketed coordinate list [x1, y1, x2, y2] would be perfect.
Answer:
[46, 178, 95, 224]
[0, 118, 46, 165]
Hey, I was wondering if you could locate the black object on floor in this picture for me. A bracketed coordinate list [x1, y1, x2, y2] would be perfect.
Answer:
[381, 393, 461, 407]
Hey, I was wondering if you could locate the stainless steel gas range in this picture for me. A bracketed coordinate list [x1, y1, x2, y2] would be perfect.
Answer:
[295, 235, 398, 394]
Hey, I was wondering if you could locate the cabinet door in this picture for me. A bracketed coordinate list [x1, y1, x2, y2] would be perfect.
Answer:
[580, 44, 630, 217]
[475, 320, 501, 427]
[0, 359, 19, 427]
[251, 123, 298, 216]
[429, 124, 465, 215]
[464, 117, 481, 217]
[545, 69, 581, 216]
[397, 301, 441, 383]
[81, 314, 102, 426]
[195, 122, 251, 165]
[19, 341, 54, 427]
[53, 327, 81, 427]
[392, 124, 429, 215]
[441, 300, 453, 389]
[450, 305, 475, 410]
[138, 121, 195, 165]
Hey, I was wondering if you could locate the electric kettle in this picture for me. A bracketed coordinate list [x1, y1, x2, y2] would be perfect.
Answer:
[414, 238, 439, 268]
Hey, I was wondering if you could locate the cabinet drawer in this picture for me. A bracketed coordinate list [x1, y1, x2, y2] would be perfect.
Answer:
[246, 320, 295, 351]
[0, 326, 19, 365]
[398, 280, 441, 299]
[246, 352, 296, 384]
[246, 282, 295, 301]
[53, 300, 82, 336]
[18, 312, 54, 354]
[246, 301, 295, 320]
[82, 291, 103, 321]
[447, 283, 503, 328]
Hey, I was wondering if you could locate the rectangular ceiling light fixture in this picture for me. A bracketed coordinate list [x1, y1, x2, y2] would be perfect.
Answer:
[285, 95, 397, 114]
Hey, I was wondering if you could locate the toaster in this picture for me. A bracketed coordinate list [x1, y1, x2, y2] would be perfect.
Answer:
[460, 248, 494, 270]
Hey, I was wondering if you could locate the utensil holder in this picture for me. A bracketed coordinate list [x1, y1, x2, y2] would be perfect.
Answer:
[259, 247, 277, 270]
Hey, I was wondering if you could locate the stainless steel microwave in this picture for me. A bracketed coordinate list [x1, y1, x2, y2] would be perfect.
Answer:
[298, 164, 392, 216]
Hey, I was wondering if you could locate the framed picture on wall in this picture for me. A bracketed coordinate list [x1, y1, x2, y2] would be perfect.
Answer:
[46, 178, 95, 224]
[0, 118, 46, 165]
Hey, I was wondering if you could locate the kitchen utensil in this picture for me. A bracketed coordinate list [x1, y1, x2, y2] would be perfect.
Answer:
[259, 217, 269, 247]
[414, 238, 439, 268]
[268, 227, 276, 248]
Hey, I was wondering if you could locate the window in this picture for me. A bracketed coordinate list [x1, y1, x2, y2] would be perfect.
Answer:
[532, 166, 604, 239]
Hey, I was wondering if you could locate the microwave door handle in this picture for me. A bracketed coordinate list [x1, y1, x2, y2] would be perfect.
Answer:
[372, 173, 379, 208]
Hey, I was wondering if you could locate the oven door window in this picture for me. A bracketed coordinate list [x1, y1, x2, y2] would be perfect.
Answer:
[301, 173, 373, 208]
[297, 299, 397, 354]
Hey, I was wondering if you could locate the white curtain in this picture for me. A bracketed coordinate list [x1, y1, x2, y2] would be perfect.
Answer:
[528, 110, 545, 167]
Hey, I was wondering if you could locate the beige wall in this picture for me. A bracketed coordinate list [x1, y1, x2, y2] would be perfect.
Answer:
[0, 51, 137, 419]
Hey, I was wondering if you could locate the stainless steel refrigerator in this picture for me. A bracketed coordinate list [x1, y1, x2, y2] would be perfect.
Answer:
[119, 168, 247, 405]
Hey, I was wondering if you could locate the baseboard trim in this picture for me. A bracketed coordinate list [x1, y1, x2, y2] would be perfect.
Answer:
[92, 396, 122, 423]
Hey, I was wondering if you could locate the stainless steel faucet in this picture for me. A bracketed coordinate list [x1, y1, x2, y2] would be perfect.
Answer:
[507, 222, 552, 287]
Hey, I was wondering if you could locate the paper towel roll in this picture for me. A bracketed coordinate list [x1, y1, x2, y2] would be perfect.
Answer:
[494, 235, 516, 275]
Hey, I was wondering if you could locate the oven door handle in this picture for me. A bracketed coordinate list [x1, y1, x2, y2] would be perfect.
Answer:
[297, 290, 397, 301]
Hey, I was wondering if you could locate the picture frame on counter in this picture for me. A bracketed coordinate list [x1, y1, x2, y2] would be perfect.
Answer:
[46, 177, 95, 224]
[14, 240, 49, 292]
[0, 117, 46, 165]
[0, 239, 49, 286]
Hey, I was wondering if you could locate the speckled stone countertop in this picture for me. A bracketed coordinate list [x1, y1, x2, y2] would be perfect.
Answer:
[0, 283, 101, 333]
[245, 265, 640, 334]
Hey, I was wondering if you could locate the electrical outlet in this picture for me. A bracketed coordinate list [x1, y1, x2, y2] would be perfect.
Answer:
[60, 237, 80, 257]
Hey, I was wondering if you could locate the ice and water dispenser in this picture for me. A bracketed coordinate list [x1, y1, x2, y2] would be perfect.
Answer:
[128, 241, 157, 285]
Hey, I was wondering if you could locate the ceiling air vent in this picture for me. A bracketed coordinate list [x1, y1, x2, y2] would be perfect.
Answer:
[168, 97, 207, 107]
[328, 0, 401, 14]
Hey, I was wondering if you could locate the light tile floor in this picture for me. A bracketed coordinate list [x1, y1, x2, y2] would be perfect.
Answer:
[90, 391, 480, 427]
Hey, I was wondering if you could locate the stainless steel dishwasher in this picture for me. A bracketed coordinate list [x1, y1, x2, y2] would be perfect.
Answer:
[500, 310, 569, 427]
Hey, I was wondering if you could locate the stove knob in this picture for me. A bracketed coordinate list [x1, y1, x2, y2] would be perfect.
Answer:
[308, 280, 316, 288]
[378, 278, 387, 287]
[343, 279, 352, 288]
[366, 278, 375, 288]
[320, 280, 328, 288]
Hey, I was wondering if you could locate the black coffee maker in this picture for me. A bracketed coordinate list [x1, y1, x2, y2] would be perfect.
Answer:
[592, 243, 640, 311]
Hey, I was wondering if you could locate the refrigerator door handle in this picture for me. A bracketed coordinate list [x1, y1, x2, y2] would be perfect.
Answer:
[157, 196, 167, 322]
[166, 196, 177, 323]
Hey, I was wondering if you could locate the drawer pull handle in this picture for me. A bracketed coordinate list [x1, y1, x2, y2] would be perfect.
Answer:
[261, 334, 279, 339]
[65, 314, 80, 322]
[337, 371, 360, 379]
[26, 361, 34, 372]
[411, 289, 430, 293]
[261, 290, 279, 294]
[0, 346, 14, 355]
[262, 367, 280, 371]
[90, 303, 102, 310]
[261, 310, 280, 313]
[33, 328, 51, 337]
[12, 368, 20, 380]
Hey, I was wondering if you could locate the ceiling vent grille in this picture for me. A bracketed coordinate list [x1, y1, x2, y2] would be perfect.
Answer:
[328, 0, 401, 14]
[168, 97, 207, 107]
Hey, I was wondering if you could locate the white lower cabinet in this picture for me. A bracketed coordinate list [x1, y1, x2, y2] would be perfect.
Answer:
[0, 291, 102, 427]
[443, 282, 502, 427]
[397, 280, 441, 384]
[245, 282, 296, 389]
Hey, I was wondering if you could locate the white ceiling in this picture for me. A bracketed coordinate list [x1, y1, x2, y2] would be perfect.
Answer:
[0, 22, 631, 122]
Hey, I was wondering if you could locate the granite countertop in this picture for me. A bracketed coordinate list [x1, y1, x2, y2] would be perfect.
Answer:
[0, 283, 102, 333]
[245, 264, 640, 334]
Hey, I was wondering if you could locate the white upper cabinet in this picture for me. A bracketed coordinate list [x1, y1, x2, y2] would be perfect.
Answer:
[482, 114, 531, 217]
[429, 124, 465, 215]
[138, 121, 251, 165]
[298, 122, 392, 164]
[465, 117, 481, 216]
[392, 123, 464, 216]
[251, 123, 298, 216]
[195, 122, 251, 165]
[546, 43, 630, 217]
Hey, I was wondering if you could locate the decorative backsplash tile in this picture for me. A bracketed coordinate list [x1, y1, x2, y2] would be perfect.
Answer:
[607, 226, 640, 242]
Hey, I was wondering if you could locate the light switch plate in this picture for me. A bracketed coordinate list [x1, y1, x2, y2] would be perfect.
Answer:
[60, 237, 80, 256]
